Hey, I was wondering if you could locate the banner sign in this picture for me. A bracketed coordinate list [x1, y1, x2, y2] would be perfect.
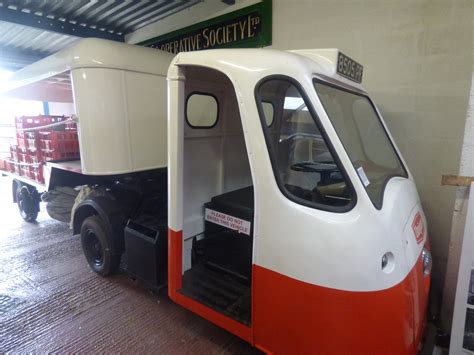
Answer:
[138, 0, 272, 54]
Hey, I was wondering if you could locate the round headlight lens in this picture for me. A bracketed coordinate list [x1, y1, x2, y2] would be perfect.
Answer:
[422, 248, 432, 276]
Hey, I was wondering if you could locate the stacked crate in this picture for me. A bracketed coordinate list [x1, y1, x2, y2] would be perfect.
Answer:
[4, 115, 79, 184]
[39, 131, 80, 160]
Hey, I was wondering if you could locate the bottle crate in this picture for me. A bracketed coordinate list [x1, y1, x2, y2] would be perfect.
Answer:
[17, 146, 28, 155]
[16, 116, 51, 130]
[4, 160, 15, 173]
[17, 152, 29, 163]
[41, 150, 80, 161]
[15, 115, 69, 130]
[16, 131, 29, 149]
[19, 164, 29, 177]
[28, 165, 44, 183]
[26, 131, 39, 150]
[39, 131, 79, 153]
[64, 121, 77, 131]
[28, 149, 43, 165]
[10, 145, 18, 161]
[9, 116, 78, 171]
[11, 161, 18, 174]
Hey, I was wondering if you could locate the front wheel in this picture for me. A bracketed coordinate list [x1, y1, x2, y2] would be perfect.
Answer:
[16, 183, 40, 223]
[80, 215, 121, 276]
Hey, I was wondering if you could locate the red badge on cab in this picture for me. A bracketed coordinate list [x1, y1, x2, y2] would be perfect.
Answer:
[412, 212, 425, 244]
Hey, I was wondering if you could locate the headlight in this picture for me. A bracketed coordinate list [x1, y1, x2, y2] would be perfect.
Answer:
[422, 248, 432, 276]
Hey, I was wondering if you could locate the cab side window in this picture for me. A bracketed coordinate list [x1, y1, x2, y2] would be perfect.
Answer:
[186, 93, 218, 128]
[256, 78, 354, 210]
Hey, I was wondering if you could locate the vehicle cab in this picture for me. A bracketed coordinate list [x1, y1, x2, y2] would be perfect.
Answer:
[167, 48, 431, 353]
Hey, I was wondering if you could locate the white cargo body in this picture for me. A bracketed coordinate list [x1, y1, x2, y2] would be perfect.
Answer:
[3, 38, 173, 176]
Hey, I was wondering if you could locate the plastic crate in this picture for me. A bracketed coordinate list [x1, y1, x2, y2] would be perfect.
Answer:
[17, 146, 28, 154]
[10, 145, 18, 161]
[16, 116, 49, 130]
[41, 150, 80, 161]
[39, 130, 78, 141]
[19, 165, 29, 177]
[17, 115, 74, 131]
[28, 165, 44, 183]
[17, 132, 29, 149]
[40, 139, 79, 152]
[15, 115, 67, 130]
[4, 160, 15, 173]
[26, 132, 39, 151]
[39, 131, 79, 153]
[28, 149, 43, 164]
[53, 116, 75, 130]
[64, 121, 77, 131]
[17, 152, 28, 163]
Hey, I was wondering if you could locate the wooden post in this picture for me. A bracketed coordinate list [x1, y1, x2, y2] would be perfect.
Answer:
[442, 175, 474, 187]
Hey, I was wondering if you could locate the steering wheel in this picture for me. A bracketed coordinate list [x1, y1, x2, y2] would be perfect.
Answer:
[290, 161, 338, 173]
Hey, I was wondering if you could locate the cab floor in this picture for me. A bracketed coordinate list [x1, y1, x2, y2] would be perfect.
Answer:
[180, 262, 251, 325]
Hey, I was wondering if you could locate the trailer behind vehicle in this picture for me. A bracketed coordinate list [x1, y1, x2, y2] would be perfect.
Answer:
[1, 39, 173, 284]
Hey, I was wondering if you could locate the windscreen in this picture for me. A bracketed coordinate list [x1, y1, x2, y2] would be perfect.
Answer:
[314, 81, 407, 209]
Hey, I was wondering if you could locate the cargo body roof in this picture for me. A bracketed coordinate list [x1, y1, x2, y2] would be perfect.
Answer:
[2, 38, 174, 94]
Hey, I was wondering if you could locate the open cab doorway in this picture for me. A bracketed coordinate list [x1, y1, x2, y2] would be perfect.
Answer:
[168, 65, 255, 337]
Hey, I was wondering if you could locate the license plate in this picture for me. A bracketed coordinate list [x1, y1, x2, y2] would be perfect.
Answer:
[337, 52, 363, 83]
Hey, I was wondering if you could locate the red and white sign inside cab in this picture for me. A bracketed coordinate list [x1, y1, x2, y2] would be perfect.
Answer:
[205, 208, 251, 235]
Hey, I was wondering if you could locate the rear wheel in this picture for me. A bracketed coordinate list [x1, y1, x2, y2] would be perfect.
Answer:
[16, 184, 40, 223]
[80, 215, 121, 276]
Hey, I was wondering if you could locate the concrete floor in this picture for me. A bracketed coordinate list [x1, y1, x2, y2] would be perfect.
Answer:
[0, 175, 259, 353]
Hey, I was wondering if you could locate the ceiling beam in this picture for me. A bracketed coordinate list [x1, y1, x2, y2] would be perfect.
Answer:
[0, 5, 124, 42]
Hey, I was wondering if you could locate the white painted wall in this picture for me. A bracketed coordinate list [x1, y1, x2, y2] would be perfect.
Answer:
[127, 0, 473, 324]
[442, 32, 474, 331]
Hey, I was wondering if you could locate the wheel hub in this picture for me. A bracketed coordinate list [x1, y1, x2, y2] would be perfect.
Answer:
[85, 231, 104, 266]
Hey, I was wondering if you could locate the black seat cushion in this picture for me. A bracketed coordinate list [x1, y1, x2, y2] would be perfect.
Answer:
[208, 186, 254, 218]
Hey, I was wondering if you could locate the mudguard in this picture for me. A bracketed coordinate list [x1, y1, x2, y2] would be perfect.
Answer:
[73, 196, 128, 254]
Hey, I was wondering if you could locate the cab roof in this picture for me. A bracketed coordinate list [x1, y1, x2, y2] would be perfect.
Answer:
[171, 47, 366, 93]
[2, 38, 365, 97]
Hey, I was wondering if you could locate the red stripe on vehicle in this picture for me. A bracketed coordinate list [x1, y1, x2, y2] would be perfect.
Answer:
[253, 259, 428, 354]
[167, 228, 252, 343]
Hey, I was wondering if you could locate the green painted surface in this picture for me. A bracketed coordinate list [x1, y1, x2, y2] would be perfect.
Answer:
[138, 0, 272, 53]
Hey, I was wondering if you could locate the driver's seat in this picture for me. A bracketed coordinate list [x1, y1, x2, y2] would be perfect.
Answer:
[279, 138, 321, 190]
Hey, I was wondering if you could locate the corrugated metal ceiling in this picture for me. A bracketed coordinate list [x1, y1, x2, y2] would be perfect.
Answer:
[0, 0, 201, 70]
[0, 21, 77, 56]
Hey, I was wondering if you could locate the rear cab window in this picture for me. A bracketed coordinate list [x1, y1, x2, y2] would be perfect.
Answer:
[186, 93, 218, 128]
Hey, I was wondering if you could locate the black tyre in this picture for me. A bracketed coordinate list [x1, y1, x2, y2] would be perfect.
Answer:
[80, 215, 121, 276]
[16, 184, 39, 223]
